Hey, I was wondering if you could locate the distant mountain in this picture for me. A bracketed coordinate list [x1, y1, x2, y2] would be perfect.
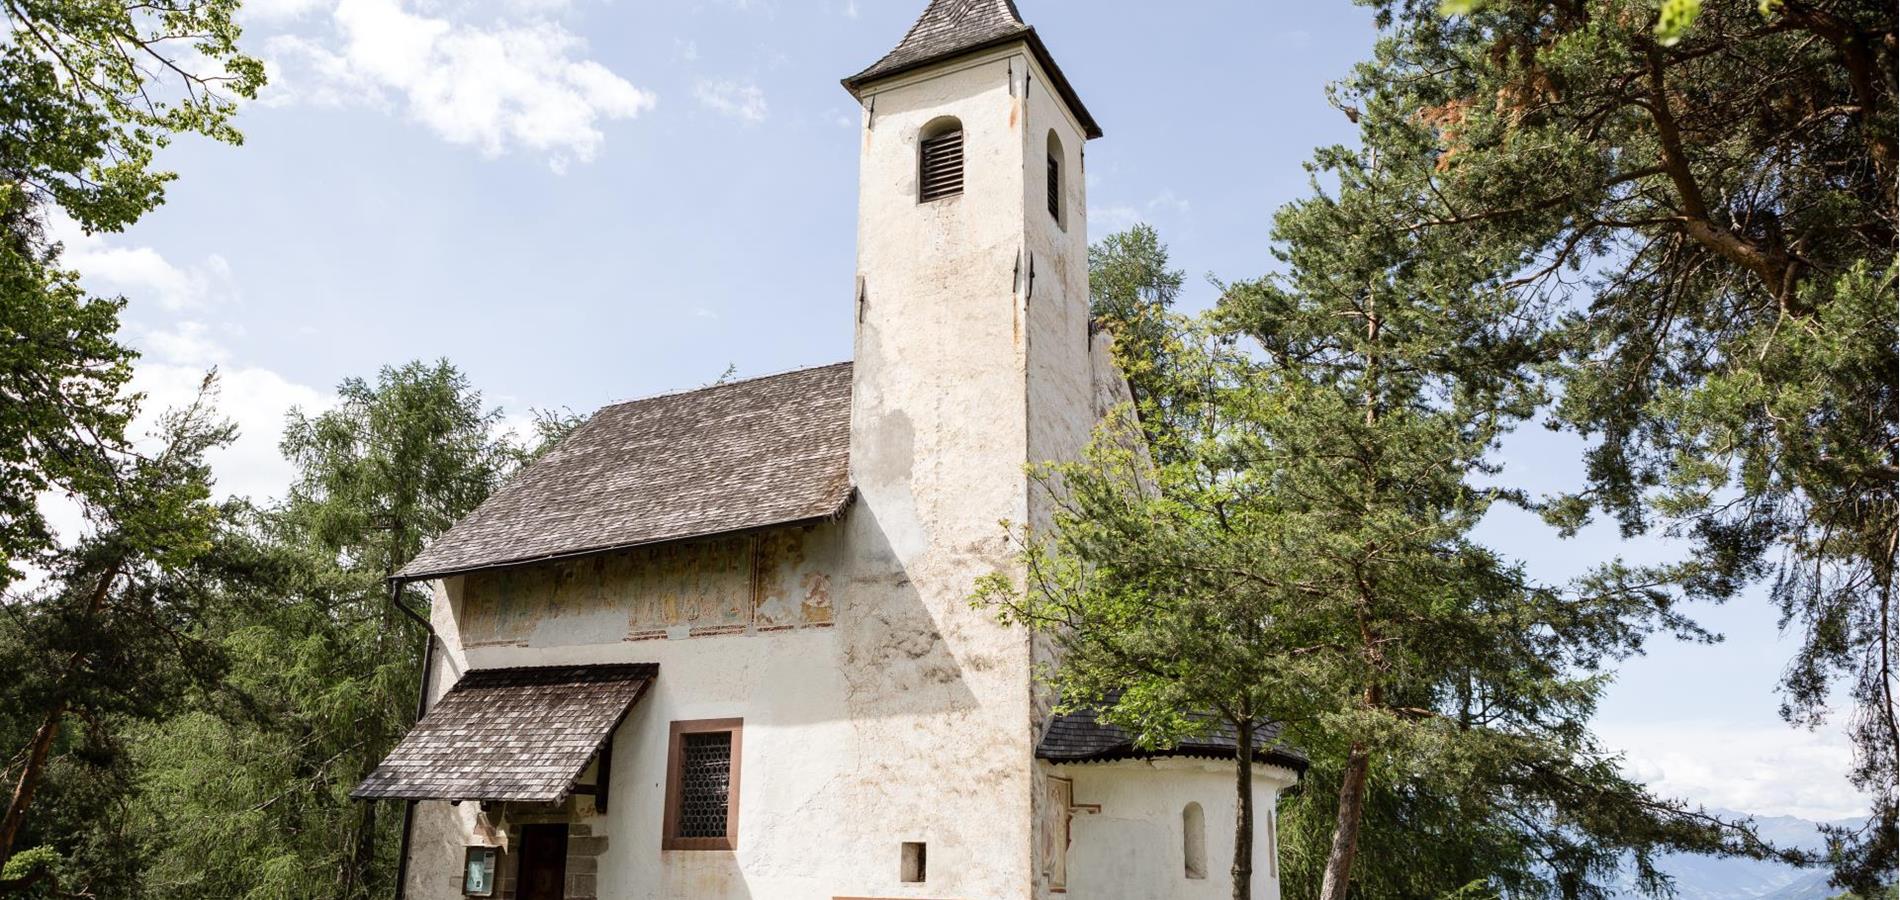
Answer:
[1615, 812, 1862, 900]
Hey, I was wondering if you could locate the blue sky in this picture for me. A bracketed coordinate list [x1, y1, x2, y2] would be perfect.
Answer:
[53, 0, 1863, 820]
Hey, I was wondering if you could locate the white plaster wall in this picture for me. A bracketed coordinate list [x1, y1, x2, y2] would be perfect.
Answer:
[1015, 53, 1106, 897]
[405, 507, 1039, 900]
[1021, 49, 1095, 527]
[850, 43, 1049, 900]
[1061, 759, 1297, 900]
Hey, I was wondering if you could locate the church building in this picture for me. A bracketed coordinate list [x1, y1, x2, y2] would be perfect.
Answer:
[354, 1, 1304, 897]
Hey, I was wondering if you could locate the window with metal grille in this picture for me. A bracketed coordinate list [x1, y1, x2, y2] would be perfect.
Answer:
[677, 733, 731, 837]
[919, 121, 964, 202]
[663, 719, 742, 850]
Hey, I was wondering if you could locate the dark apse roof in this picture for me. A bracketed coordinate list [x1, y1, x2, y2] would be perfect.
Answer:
[1037, 704, 1308, 772]
[396, 362, 855, 581]
[351, 664, 656, 803]
[842, 0, 1102, 139]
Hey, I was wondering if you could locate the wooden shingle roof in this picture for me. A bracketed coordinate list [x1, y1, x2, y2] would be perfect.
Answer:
[397, 363, 855, 581]
[842, 0, 1102, 139]
[1036, 704, 1307, 772]
[352, 664, 656, 803]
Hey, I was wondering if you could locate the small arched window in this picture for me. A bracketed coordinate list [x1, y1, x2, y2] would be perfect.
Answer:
[1182, 802, 1207, 880]
[919, 117, 964, 203]
[1045, 130, 1065, 227]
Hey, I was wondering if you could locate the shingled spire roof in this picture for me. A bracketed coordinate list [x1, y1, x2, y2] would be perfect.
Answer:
[843, 0, 1101, 139]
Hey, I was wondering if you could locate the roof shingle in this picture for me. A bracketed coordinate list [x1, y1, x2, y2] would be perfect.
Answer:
[352, 664, 656, 803]
[842, 0, 1102, 139]
[397, 362, 855, 580]
[1036, 703, 1307, 772]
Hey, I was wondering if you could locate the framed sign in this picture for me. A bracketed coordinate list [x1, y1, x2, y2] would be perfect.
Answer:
[463, 846, 498, 897]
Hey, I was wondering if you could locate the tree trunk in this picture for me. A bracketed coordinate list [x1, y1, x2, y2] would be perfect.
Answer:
[1319, 741, 1372, 900]
[1231, 717, 1255, 900]
[0, 563, 118, 866]
[342, 797, 378, 896]
[0, 706, 66, 865]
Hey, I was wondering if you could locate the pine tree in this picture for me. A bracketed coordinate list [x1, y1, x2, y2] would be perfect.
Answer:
[1285, 0, 1895, 886]
[0, 382, 237, 893]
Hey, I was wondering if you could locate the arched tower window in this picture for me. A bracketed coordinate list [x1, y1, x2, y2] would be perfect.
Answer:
[918, 117, 964, 202]
[1045, 129, 1065, 227]
[1182, 802, 1207, 879]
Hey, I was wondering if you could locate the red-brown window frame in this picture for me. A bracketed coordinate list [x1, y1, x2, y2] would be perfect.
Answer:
[661, 718, 743, 850]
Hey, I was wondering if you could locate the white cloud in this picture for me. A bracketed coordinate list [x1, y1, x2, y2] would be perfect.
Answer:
[500, 0, 571, 16]
[128, 320, 328, 509]
[132, 362, 330, 504]
[694, 78, 767, 123]
[1148, 189, 1191, 215]
[674, 38, 700, 62]
[825, 107, 858, 129]
[243, 0, 328, 24]
[1599, 719, 1868, 820]
[50, 216, 236, 312]
[137, 321, 232, 368]
[48, 223, 332, 507]
[1088, 204, 1141, 235]
[264, 0, 656, 168]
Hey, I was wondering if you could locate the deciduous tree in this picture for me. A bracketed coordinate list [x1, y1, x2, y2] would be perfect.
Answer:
[2, 0, 266, 592]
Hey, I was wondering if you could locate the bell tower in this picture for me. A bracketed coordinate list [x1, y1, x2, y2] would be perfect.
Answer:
[840, 2, 1103, 897]
[843, 0, 1102, 561]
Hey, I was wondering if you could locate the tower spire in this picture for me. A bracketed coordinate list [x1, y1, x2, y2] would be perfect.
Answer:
[842, 0, 1100, 138]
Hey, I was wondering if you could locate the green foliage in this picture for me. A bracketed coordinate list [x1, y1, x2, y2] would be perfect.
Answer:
[2, 0, 264, 880]
[2, 0, 267, 586]
[1225, 164, 1784, 894]
[994, 208, 1799, 895]
[0, 380, 240, 890]
[1089, 223, 1186, 415]
[3, 0, 264, 235]
[0, 211, 135, 590]
[0, 846, 60, 897]
[1654, 0, 1702, 44]
[280, 360, 518, 578]
[1324, 0, 1896, 888]
[129, 360, 528, 899]
[527, 407, 588, 458]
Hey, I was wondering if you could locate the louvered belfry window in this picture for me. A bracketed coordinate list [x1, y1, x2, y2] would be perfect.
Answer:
[1047, 153, 1061, 220]
[919, 126, 964, 202]
[1045, 130, 1067, 228]
[663, 719, 742, 850]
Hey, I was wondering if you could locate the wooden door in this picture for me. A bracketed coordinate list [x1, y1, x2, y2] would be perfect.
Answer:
[517, 824, 568, 900]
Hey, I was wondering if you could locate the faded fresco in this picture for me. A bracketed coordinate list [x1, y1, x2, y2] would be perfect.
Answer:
[456, 524, 839, 647]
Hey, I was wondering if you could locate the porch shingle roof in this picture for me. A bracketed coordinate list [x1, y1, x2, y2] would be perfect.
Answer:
[351, 664, 656, 803]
